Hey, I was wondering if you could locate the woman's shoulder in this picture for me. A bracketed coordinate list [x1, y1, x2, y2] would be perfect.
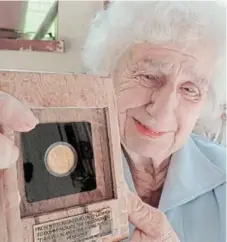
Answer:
[191, 133, 226, 172]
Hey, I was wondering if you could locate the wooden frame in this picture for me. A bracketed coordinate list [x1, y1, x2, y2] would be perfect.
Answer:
[0, 71, 128, 242]
[19, 108, 113, 217]
[0, 39, 64, 52]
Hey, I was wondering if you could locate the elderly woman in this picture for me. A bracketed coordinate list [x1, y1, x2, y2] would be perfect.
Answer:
[0, 1, 226, 242]
[81, 1, 226, 241]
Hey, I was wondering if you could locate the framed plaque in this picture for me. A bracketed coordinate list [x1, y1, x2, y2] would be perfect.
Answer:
[0, 72, 128, 242]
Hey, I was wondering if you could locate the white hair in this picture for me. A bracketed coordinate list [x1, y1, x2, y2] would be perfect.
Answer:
[82, 1, 226, 146]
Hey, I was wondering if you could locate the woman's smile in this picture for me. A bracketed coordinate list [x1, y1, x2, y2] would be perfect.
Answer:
[133, 118, 167, 138]
[82, 1, 225, 241]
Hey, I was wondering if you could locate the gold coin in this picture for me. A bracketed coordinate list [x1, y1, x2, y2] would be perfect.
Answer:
[46, 143, 77, 176]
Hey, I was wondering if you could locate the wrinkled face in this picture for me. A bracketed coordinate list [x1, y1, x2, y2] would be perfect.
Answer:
[114, 42, 214, 160]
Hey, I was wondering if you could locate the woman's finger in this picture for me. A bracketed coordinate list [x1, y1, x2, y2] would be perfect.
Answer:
[0, 91, 38, 131]
[128, 191, 178, 240]
[128, 191, 165, 235]
[130, 228, 151, 242]
[0, 133, 19, 169]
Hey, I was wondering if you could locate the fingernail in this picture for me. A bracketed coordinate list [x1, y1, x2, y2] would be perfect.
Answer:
[25, 112, 39, 127]
[27, 117, 39, 128]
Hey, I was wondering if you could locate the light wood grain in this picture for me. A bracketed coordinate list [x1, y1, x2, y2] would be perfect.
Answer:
[0, 126, 23, 242]
[0, 71, 129, 242]
[0, 40, 64, 53]
[0, 72, 109, 108]
[0, 170, 8, 242]
[18, 108, 113, 217]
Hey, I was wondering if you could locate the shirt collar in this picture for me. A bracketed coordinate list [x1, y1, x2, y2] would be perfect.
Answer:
[158, 136, 226, 213]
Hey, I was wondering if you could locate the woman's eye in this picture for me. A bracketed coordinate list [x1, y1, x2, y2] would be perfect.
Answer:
[184, 87, 196, 93]
[180, 84, 200, 99]
[137, 74, 162, 87]
[142, 75, 159, 81]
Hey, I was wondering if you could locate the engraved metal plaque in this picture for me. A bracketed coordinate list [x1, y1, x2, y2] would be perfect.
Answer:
[33, 208, 112, 242]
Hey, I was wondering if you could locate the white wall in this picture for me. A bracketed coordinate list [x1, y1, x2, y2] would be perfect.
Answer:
[0, 1, 103, 74]
[0, 1, 28, 30]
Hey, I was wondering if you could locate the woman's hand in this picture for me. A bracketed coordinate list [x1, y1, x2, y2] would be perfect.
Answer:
[128, 191, 179, 242]
[0, 91, 38, 169]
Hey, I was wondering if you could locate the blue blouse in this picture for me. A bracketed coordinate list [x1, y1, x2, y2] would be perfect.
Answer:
[123, 134, 226, 242]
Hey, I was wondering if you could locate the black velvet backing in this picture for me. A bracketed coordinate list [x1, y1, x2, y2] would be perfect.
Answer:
[21, 122, 96, 203]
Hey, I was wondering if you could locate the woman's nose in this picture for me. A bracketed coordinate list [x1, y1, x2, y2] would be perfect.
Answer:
[145, 86, 179, 128]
